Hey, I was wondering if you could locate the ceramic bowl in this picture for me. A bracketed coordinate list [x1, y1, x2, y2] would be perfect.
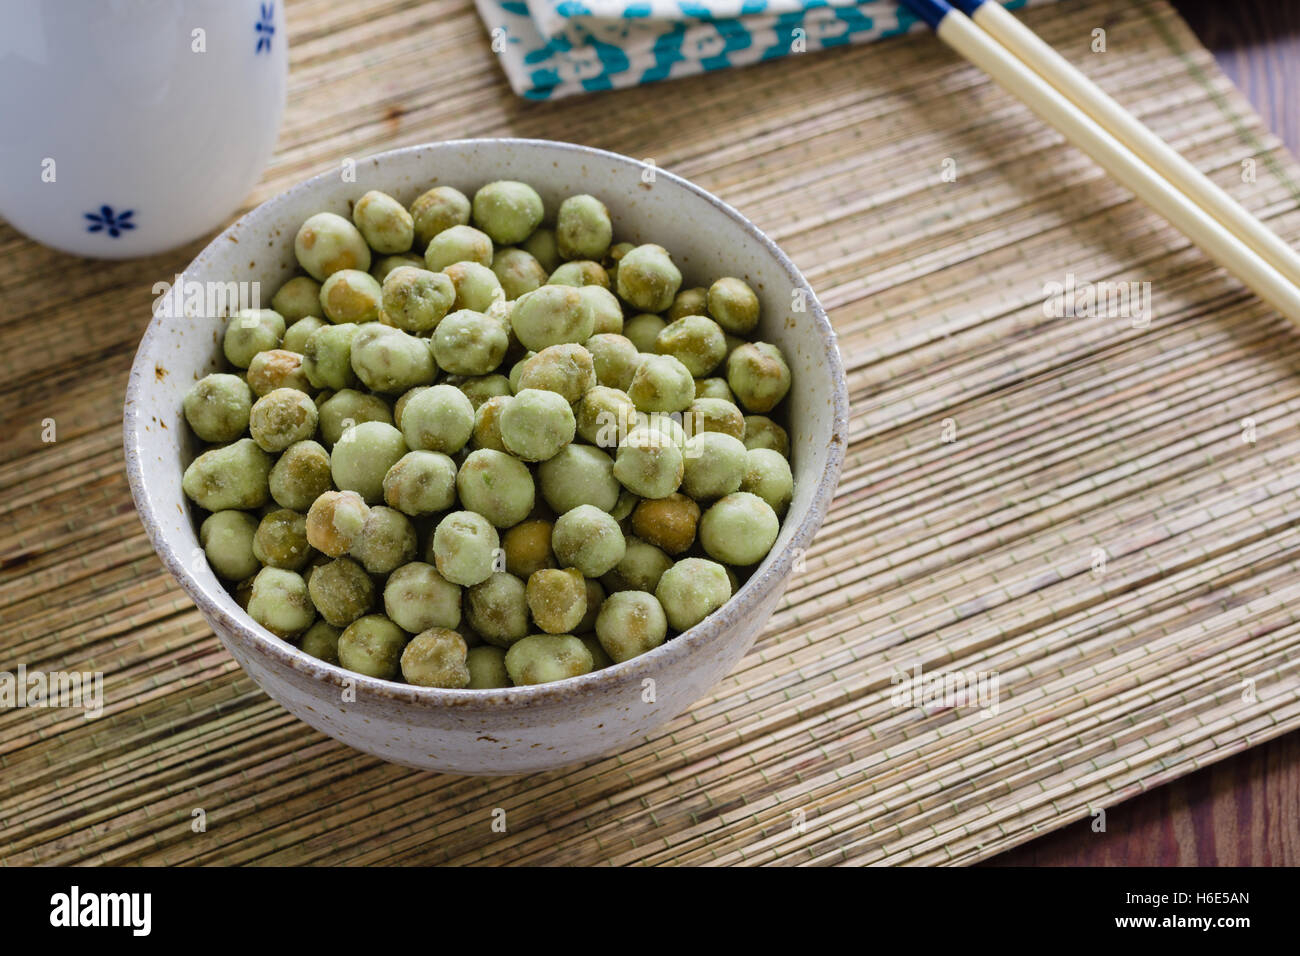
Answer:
[0, 0, 287, 259]
[124, 139, 848, 775]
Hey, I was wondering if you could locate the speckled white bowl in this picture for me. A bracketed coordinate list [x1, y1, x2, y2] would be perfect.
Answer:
[124, 139, 848, 775]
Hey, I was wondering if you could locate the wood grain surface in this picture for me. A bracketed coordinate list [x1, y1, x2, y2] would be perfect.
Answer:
[991, 0, 1300, 866]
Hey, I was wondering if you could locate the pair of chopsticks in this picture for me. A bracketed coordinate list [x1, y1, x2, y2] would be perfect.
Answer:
[898, 0, 1300, 324]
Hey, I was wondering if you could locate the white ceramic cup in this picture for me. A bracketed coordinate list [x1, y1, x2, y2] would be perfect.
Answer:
[0, 0, 287, 259]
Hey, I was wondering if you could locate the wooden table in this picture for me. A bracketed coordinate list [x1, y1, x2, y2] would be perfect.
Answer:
[990, 0, 1300, 867]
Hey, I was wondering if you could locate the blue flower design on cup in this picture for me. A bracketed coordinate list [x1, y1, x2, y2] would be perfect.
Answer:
[84, 205, 136, 238]
[255, 3, 275, 53]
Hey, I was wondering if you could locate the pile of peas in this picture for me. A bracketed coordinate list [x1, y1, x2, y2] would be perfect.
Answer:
[181, 180, 795, 689]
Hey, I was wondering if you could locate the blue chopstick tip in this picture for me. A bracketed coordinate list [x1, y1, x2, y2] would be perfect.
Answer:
[896, 0, 956, 30]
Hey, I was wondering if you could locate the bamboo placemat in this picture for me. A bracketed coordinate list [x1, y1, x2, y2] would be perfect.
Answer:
[3, 0, 1300, 866]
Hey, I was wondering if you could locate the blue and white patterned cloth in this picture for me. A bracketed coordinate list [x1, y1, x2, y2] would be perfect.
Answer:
[475, 0, 1039, 100]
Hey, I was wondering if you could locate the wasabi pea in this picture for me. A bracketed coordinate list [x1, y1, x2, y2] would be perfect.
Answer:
[200, 510, 260, 581]
[526, 568, 587, 634]
[223, 309, 285, 368]
[319, 268, 382, 323]
[302, 323, 360, 391]
[596, 591, 668, 663]
[457, 449, 534, 528]
[382, 449, 458, 516]
[466, 571, 530, 647]
[585, 333, 640, 392]
[466, 645, 511, 688]
[538, 444, 619, 514]
[455, 374, 512, 410]
[742, 448, 794, 515]
[432, 510, 500, 586]
[400, 383, 474, 454]
[472, 395, 510, 452]
[183, 373, 253, 443]
[612, 426, 683, 499]
[410, 185, 471, 247]
[268, 440, 332, 511]
[630, 493, 699, 555]
[684, 396, 744, 440]
[353, 505, 418, 574]
[743, 415, 789, 457]
[511, 285, 594, 351]
[182, 438, 272, 511]
[247, 349, 310, 397]
[350, 323, 436, 394]
[272, 276, 324, 322]
[611, 488, 639, 521]
[616, 244, 680, 313]
[681, 431, 747, 501]
[694, 378, 734, 403]
[579, 286, 623, 336]
[552, 505, 625, 578]
[401, 628, 470, 688]
[295, 212, 371, 281]
[300, 620, 342, 664]
[575, 385, 638, 449]
[317, 388, 393, 446]
[726, 342, 791, 414]
[699, 492, 779, 566]
[707, 277, 760, 334]
[248, 387, 317, 453]
[332, 420, 407, 503]
[306, 490, 369, 557]
[655, 315, 726, 377]
[337, 614, 406, 679]
[444, 260, 504, 313]
[521, 227, 561, 273]
[601, 536, 672, 594]
[548, 260, 609, 288]
[507, 353, 532, 393]
[504, 633, 592, 686]
[380, 266, 454, 333]
[247, 567, 315, 638]
[392, 386, 429, 431]
[655, 557, 731, 631]
[624, 313, 666, 353]
[383, 561, 461, 633]
[498, 388, 575, 462]
[253, 509, 313, 570]
[556, 194, 613, 261]
[491, 247, 548, 299]
[352, 190, 414, 254]
[425, 224, 493, 271]
[432, 309, 509, 376]
[576, 578, 606, 634]
[308, 556, 375, 627]
[502, 519, 555, 579]
[283, 316, 328, 354]
[667, 287, 709, 322]
[627, 353, 695, 414]
[472, 181, 544, 246]
[371, 253, 425, 283]
[517, 344, 596, 404]
[581, 633, 613, 670]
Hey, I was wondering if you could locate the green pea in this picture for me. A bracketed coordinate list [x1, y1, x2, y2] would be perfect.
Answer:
[269, 440, 333, 512]
[726, 342, 791, 414]
[623, 313, 666, 353]
[556, 194, 613, 261]
[741, 448, 794, 515]
[511, 285, 595, 351]
[401, 628, 471, 687]
[410, 185, 471, 247]
[612, 426, 684, 500]
[349, 323, 436, 394]
[699, 492, 779, 566]
[382, 450, 458, 516]
[272, 275, 324, 322]
[521, 227, 561, 273]
[707, 277, 760, 334]
[472, 181, 544, 246]
[353, 505, 418, 574]
[425, 224, 494, 271]
[305, 490, 370, 557]
[249, 387, 318, 453]
[548, 259, 609, 288]
[383, 561, 462, 633]
[352, 190, 414, 255]
[466, 645, 511, 688]
[182, 438, 272, 512]
[253, 508, 313, 570]
[596, 590, 668, 663]
[432, 510, 500, 586]
[320, 268, 382, 323]
[332, 420, 408, 503]
[457, 449, 535, 528]
[627, 354, 695, 414]
[681, 432, 747, 501]
[538, 444, 619, 514]
[294, 212, 371, 281]
[337, 614, 407, 679]
[516, 343, 596, 404]
[302, 322, 360, 391]
[199, 510, 260, 581]
[615, 244, 681, 313]
[655, 314, 726, 377]
[601, 536, 672, 594]
[247, 567, 315, 638]
[498, 388, 575, 462]
[308, 556, 375, 627]
[491, 247, 548, 299]
[667, 286, 709, 322]
[742, 414, 789, 457]
[400, 383, 474, 454]
[380, 266, 454, 333]
[223, 308, 285, 369]
[504, 633, 592, 685]
[525, 568, 587, 634]
[283, 316, 327, 354]
[466, 571, 530, 647]
[655, 557, 731, 632]
[183, 373, 253, 443]
[432, 309, 509, 376]
[299, 621, 342, 664]
[552, 505, 625, 578]
[317, 388, 393, 446]
[584, 333, 640, 392]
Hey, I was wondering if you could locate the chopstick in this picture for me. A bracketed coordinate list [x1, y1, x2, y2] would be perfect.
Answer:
[898, 0, 1300, 325]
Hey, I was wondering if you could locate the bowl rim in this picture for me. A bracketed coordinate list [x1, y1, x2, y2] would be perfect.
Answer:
[123, 137, 849, 709]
